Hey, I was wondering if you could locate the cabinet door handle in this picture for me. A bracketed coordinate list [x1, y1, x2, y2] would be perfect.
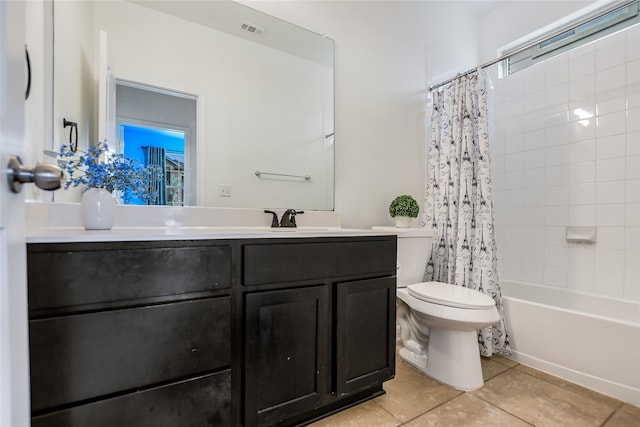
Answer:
[25, 45, 31, 100]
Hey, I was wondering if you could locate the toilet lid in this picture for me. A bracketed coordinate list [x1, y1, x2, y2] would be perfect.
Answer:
[407, 282, 496, 309]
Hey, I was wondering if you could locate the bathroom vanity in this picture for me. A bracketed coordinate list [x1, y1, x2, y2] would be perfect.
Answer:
[26, 230, 397, 426]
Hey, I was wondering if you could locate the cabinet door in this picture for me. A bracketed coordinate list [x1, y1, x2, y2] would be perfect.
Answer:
[245, 286, 329, 427]
[336, 277, 396, 397]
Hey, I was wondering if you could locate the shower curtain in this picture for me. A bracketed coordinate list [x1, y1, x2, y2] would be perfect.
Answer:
[143, 145, 167, 205]
[424, 70, 510, 356]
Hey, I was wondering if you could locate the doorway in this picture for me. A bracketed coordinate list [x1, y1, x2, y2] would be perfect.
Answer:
[115, 81, 197, 206]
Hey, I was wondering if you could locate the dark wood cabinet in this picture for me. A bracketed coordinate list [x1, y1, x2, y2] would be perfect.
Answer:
[27, 235, 396, 427]
[245, 286, 329, 427]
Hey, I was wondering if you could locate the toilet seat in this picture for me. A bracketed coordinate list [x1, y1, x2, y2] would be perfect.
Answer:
[407, 281, 495, 310]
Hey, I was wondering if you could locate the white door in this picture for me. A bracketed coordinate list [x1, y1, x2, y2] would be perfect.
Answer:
[0, 1, 31, 426]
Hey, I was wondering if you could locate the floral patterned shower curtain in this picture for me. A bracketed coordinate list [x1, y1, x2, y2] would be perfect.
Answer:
[423, 70, 510, 356]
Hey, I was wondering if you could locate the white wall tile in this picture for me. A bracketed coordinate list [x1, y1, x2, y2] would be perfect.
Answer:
[524, 149, 546, 170]
[596, 64, 626, 93]
[569, 74, 595, 100]
[596, 87, 627, 116]
[569, 140, 596, 163]
[524, 187, 546, 206]
[523, 129, 545, 151]
[522, 263, 544, 283]
[545, 123, 570, 147]
[545, 145, 569, 166]
[597, 227, 626, 250]
[569, 50, 595, 80]
[569, 95, 596, 118]
[568, 204, 595, 226]
[626, 203, 640, 227]
[596, 204, 626, 226]
[569, 183, 595, 205]
[544, 265, 568, 287]
[625, 227, 640, 251]
[595, 248, 625, 273]
[595, 29, 626, 51]
[522, 67, 545, 95]
[569, 161, 595, 184]
[628, 85, 640, 109]
[595, 36, 626, 71]
[523, 225, 545, 244]
[596, 157, 626, 182]
[504, 171, 524, 190]
[523, 244, 545, 265]
[545, 57, 569, 86]
[522, 110, 546, 132]
[545, 83, 568, 107]
[505, 152, 524, 172]
[627, 156, 640, 179]
[596, 111, 626, 138]
[545, 104, 570, 127]
[596, 181, 626, 204]
[627, 131, 639, 156]
[594, 269, 624, 297]
[568, 246, 595, 292]
[504, 189, 524, 207]
[545, 165, 569, 186]
[545, 185, 569, 206]
[623, 251, 640, 301]
[627, 179, 640, 203]
[545, 205, 569, 226]
[523, 167, 545, 188]
[627, 24, 640, 61]
[545, 245, 568, 267]
[627, 59, 640, 85]
[571, 119, 596, 142]
[628, 107, 640, 133]
[524, 90, 546, 113]
[596, 134, 626, 159]
[545, 225, 568, 246]
[522, 206, 545, 226]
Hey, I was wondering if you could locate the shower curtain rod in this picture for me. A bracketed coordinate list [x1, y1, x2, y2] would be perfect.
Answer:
[428, 0, 637, 91]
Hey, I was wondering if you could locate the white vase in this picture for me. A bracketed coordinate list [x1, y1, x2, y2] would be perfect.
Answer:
[394, 216, 413, 228]
[82, 188, 117, 230]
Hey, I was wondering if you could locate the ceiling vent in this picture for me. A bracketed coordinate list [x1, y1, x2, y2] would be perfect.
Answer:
[240, 22, 265, 36]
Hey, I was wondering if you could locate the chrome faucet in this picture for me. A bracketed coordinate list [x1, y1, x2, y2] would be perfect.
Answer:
[279, 209, 304, 228]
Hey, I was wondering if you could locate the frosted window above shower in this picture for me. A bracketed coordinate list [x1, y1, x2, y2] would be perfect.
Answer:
[501, 0, 640, 76]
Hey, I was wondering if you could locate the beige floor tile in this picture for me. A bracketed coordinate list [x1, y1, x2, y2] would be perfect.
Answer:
[481, 356, 512, 380]
[308, 400, 401, 427]
[375, 360, 462, 423]
[405, 393, 531, 427]
[603, 408, 640, 427]
[514, 364, 621, 410]
[490, 354, 519, 368]
[471, 369, 616, 427]
[619, 403, 640, 417]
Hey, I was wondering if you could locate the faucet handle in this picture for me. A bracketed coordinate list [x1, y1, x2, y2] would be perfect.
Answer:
[280, 209, 304, 227]
[264, 210, 280, 228]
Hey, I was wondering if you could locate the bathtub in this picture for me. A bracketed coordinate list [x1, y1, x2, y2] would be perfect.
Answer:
[500, 280, 640, 406]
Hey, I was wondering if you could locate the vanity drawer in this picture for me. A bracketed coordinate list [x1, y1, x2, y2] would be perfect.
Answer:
[31, 370, 231, 427]
[27, 242, 232, 314]
[30, 297, 231, 412]
[242, 237, 396, 286]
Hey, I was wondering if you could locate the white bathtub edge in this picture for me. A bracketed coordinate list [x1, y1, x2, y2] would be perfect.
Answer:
[507, 350, 640, 407]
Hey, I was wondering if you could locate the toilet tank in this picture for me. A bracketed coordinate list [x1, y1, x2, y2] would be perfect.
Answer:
[372, 227, 433, 287]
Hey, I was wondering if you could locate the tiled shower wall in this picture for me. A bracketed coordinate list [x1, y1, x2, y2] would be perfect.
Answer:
[490, 23, 640, 302]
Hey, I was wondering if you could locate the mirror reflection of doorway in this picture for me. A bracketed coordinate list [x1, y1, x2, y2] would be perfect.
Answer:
[120, 124, 186, 206]
[115, 81, 197, 206]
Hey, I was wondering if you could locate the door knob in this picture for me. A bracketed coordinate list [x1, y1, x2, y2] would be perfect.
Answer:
[7, 156, 63, 193]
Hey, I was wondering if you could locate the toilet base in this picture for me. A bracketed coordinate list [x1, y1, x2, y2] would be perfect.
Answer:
[399, 327, 485, 391]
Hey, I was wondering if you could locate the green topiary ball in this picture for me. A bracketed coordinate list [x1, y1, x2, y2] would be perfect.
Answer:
[389, 194, 419, 218]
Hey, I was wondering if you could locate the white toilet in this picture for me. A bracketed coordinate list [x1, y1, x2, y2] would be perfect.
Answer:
[373, 226, 500, 391]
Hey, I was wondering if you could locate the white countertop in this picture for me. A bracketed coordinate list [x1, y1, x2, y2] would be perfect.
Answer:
[26, 226, 399, 243]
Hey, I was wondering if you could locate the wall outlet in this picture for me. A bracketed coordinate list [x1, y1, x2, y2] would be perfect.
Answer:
[219, 184, 232, 197]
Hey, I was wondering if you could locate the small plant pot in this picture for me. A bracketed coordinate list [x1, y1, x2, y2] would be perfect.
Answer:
[394, 216, 412, 228]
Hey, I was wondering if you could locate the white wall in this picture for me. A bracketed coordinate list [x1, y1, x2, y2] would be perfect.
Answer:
[242, 1, 482, 228]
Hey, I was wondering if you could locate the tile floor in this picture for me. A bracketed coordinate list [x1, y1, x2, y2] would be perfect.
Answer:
[310, 351, 640, 426]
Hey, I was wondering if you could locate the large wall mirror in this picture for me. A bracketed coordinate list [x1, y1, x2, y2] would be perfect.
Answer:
[51, 0, 334, 210]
